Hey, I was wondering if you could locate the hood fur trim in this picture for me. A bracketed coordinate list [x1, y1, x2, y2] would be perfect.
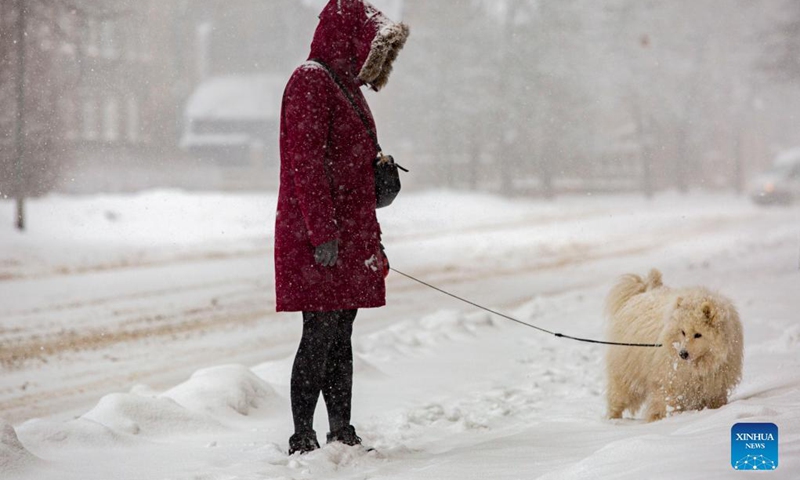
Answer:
[358, 22, 410, 91]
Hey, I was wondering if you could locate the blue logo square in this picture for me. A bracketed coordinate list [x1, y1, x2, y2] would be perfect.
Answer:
[731, 423, 778, 471]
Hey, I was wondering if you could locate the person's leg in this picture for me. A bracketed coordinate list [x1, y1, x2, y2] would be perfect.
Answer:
[289, 310, 338, 452]
[321, 309, 357, 434]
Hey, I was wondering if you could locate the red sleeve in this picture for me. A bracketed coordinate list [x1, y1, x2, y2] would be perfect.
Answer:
[282, 67, 339, 246]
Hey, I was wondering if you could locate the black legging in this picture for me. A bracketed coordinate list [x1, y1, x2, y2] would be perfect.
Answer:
[291, 309, 357, 434]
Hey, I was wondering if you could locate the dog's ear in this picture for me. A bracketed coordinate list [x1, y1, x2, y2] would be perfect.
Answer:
[674, 296, 683, 309]
[701, 301, 716, 323]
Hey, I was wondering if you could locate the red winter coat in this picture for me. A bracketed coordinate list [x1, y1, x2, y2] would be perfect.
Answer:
[274, 0, 409, 312]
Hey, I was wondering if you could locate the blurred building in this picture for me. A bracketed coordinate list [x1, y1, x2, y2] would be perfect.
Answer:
[56, 3, 180, 161]
[180, 73, 284, 165]
[176, 0, 311, 172]
[21, 0, 797, 195]
[55, 0, 314, 192]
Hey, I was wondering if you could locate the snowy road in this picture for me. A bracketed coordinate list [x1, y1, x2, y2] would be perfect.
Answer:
[1, 190, 799, 479]
[0, 192, 767, 423]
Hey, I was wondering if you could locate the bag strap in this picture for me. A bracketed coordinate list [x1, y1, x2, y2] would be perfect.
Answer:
[308, 59, 382, 155]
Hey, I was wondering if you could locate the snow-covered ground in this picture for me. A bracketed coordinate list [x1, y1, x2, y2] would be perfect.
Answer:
[1, 189, 798, 479]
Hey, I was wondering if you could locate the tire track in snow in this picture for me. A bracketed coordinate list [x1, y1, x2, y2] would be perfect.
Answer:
[0, 276, 266, 319]
[0, 206, 612, 282]
[0, 303, 272, 369]
[1, 213, 749, 370]
[0, 209, 762, 425]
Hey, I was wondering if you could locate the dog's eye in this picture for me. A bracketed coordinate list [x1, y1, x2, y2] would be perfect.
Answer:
[681, 330, 685, 336]
[694, 333, 702, 339]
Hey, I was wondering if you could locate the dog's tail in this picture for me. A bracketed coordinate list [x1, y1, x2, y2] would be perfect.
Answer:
[605, 268, 663, 318]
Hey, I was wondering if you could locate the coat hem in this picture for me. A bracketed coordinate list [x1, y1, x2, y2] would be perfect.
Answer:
[276, 300, 386, 313]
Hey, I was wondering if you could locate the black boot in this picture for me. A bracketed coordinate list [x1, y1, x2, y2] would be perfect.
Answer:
[289, 430, 320, 455]
[326, 425, 362, 446]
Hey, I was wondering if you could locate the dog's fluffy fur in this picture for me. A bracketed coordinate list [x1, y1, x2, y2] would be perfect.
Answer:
[605, 269, 743, 422]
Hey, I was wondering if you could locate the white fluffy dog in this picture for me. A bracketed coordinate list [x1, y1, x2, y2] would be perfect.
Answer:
[605, 269, 743, 422]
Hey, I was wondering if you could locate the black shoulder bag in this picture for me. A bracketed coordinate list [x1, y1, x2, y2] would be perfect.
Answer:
[310, 60, 407, 209]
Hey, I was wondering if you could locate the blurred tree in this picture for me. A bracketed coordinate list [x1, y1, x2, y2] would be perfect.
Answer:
[1, 0, 193, 228]
[1, 1, 69, 229]
[193, 0, 311, 76]
[0, 0, 116, 229]
[386, 0, 786, 197]
[599, 0, 768, 195]
[762, 0, 800, 82]
[484, 0, 598, 197]
[381, 0, 499, 190]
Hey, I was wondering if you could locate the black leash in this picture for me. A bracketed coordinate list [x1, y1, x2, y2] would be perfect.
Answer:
[389, 267, 663, 348]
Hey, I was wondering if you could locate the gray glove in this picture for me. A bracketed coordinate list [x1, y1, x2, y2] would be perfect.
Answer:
[314, 239, 339, 267]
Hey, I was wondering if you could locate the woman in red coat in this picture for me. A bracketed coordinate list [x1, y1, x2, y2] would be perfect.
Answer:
[274, 0, 408, 454]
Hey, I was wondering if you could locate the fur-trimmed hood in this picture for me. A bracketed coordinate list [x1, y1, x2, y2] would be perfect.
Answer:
[308, 0, 409, 91]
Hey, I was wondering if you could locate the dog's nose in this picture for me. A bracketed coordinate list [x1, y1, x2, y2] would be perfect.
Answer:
[679, 349, 689, 360]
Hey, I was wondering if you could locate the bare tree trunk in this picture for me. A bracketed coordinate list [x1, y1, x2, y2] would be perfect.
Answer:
[629, 94, 653, 198]
[674, 126, 688, 193]
[496, 0, 520, 196]
[733, 134, 744, 194]
[468, 126, 480, 190]
[731, 85, 752, 195]
[675, 39, 707, 195]
[14, 0, 26, 231]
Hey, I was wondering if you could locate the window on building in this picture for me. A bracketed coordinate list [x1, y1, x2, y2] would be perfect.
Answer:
[83, 17, 100, 56]
[101, 20, 117, 59]
[58, 14, 78, 55]
[139, 24, 152, 62]
[127, 97, 140, 142]
[123, 24, 137, 60]
[60, 98, 78, 140]
[103, 97, 120, 142]
[82, 99, 99, 140]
